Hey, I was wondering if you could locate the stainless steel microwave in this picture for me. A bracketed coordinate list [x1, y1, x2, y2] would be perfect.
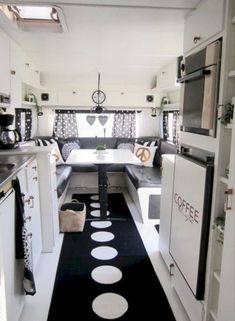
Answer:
[177, 39, 221, 137]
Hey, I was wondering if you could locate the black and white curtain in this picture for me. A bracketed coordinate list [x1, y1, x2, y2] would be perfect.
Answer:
[163, 110, 180, 145]
[112, 111, 136, 138]
[53, 110, 78, 138]
[15, 108, 32, 141]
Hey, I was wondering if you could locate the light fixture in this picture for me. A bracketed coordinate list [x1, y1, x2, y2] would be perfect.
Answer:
[91, 73, 106, 114]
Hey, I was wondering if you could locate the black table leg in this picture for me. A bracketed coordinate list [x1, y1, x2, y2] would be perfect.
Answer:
[98, 164, 108, 220]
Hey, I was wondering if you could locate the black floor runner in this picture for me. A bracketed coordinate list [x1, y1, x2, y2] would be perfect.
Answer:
[47, 193, 175, 321]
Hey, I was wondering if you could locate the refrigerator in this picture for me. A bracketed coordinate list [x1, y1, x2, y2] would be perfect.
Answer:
[170, 150, 214, 300]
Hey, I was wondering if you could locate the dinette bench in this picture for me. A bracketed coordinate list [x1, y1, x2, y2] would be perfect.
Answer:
[33, 136, 177, 223]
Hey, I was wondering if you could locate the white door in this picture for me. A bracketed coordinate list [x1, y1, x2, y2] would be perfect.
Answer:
[170, 154, 213, 299]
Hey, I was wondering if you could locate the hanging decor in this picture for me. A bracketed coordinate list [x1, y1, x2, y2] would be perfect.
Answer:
[91, 72, 106, 114]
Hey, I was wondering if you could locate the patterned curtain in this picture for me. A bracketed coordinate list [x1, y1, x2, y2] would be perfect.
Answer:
[53, 110, 78, 138]
[162, 110, 180, 145]
[15, 108, 32, 141]
[112, 111, 136, 138]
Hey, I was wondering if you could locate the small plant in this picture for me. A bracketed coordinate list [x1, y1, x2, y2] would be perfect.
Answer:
[213, 213, 225, 244]
[96, 144, 106, 151]
[218, 102, 234, 125]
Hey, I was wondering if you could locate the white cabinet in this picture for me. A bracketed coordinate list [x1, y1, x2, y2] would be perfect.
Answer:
[159, 154, 175, 272]
[57, 89, 80, 106]
[25, 158, 42, 270]
[16, 158, 42, 272]
[205, 1, 235, 320]
[10, 41, 41, 108]
[36, 150, 59, 252]
[184, 0, 224, 53]
[0, 28, 10, 96]
[152, 59, 180, 93]
[0, 187, 25, 321]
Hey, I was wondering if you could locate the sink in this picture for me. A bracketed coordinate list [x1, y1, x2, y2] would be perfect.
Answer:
[0, 163, 16, 172]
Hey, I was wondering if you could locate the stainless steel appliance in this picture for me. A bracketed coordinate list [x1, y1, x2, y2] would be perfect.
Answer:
[177, 39, 221, 136]
[0, 114, 22, 149]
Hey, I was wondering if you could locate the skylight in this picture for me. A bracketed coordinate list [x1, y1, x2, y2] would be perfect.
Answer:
[13, 6, 58, 21]
[0, 5, 67, 32]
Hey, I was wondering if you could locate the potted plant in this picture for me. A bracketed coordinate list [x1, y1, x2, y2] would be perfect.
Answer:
[218, 102, 234, 126]
[213, 213, 225, 244]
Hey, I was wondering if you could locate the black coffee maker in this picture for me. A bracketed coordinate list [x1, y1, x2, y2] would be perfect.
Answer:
[0, 114, 22, 149]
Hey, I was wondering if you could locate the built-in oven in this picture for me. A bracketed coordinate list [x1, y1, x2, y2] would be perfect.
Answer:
[177, 39, 221, 136]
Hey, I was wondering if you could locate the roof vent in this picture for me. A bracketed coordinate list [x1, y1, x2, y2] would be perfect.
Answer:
[0, 5, 68, 33]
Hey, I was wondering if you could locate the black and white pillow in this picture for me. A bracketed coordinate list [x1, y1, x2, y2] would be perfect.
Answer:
[117, 143, 134, 153]
[37, 138, 64, 165]
[61, 141, 80, 161]
[136, 139, 158, 147]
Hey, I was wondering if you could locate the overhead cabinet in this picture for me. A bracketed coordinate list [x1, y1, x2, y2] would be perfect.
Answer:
[152, 59, 180, 93]
[0, 28, 10, 96]
[184, 0, 224, 53]
[10, 41, 41, 108]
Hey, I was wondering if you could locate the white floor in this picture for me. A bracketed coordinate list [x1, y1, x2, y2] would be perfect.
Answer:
[19, 187, 190, 321]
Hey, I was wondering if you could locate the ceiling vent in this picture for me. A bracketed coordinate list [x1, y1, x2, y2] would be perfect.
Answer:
[0, 5, 68, 33]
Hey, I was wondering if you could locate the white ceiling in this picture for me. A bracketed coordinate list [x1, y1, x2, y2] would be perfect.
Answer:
[0, 0, 201, 89]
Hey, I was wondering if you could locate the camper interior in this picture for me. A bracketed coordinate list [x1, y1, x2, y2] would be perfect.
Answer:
[0, 0, 234, 321]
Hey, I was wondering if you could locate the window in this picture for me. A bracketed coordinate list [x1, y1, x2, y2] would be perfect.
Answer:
[162, 110, 180, 145]
[76, 113, 114, 137]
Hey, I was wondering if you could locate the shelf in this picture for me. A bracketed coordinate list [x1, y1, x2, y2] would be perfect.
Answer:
[224, 123, 233, 129]
[213, 271, 221, 283]
[216, 225, 224, 235]
[220, 176, 229, 185]
[21, 101, 36, 106]
[228, 70, 235, 78]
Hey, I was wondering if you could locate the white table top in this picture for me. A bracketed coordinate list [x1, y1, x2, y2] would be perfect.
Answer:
[66, 149, 141, 165]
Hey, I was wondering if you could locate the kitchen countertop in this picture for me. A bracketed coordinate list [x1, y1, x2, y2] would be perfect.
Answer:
[0, 154, 35, 190]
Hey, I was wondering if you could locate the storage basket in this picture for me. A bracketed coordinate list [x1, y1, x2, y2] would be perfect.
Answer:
[59, 199, 86, 232]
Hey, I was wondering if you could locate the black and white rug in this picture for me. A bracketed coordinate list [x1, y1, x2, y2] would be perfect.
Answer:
[47, 193, 175, 320]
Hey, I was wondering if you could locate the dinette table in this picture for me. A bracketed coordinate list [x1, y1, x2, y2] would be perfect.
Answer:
[66, 149, 141, 220]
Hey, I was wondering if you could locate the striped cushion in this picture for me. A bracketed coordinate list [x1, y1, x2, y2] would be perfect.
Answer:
[135, 139, 158, 147]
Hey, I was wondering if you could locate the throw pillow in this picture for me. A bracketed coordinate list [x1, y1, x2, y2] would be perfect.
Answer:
[134, 143, 158, 167]
[117, 143, 134, 153]
[37, 138, 64, 165]
[136, 139, 158, 147]
[61, 141, 80, 161]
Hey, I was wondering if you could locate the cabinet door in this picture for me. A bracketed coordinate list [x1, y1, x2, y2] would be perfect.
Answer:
[26, 158, 42, 271]
[0, 190, 25, 321]
[57, 89, 80, 106]
[159, 155, 175, 271]
[50, 154, 59, 237]
[0, 29, 10, 95]
[184, 0, 224, 53]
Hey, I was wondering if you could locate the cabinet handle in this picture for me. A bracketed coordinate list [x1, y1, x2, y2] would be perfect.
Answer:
[27, 233, 32, 239]
[32, 166, 37, 170]
[25, 216, 32, 222]
[225, 189, 233, 210]
[11, 70, 16, 75]
[29, 196, 35, 208]
[193, 36, 201, 44]
[25, 63, 30, 67]
[33, 176, 38, 181]
[170, 263, 174, 276]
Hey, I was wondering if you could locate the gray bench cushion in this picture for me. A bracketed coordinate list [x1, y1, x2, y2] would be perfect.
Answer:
[56, 165, 72, 197]
[125, 165, 162, 189]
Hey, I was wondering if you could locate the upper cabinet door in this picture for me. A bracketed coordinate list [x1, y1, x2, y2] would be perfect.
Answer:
[0, 29, 10, 95]
[184, 0, 224, 53]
